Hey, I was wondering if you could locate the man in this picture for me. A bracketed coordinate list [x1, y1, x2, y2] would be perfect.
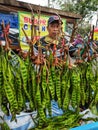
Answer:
[33, 15, 79, 118]
[33, 15, 77, 58]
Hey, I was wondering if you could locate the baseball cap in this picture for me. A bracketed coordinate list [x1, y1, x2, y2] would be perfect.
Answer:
[48, 15, 63, 25]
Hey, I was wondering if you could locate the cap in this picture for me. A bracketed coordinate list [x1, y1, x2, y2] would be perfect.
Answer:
[48, 15, 62, 25]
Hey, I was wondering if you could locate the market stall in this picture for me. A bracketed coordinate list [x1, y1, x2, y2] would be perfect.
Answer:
[0, 0, 98, 130]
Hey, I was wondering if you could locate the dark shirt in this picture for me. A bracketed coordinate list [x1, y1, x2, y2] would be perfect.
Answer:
[34, 36, 78, 57]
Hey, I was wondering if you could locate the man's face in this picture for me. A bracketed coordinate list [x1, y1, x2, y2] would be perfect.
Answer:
[47, 21, 60, 39]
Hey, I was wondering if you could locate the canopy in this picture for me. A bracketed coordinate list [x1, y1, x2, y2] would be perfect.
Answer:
[94, 28, 98, 32]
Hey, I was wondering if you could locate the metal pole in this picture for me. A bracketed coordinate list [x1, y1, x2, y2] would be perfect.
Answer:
[96, 11, 98, 27]
[48, 0, 50, 7]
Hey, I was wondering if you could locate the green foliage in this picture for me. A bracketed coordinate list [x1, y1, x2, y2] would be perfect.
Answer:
[51, 0, 98, 19]
[51, 0, 97, 37]
[77, 24, 91, 37]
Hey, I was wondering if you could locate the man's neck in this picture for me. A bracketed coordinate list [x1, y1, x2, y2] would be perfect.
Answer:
[45, 35, 60, 45]
[47, 35, 58, 40]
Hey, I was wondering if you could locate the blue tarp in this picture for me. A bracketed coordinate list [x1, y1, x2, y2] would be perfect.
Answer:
[70, 122, 98, 130]
[3, 101, 98, 130]
[0, 13, 18, 28]
[0, 12, 19, 45]
[4, 100, 64, 130]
